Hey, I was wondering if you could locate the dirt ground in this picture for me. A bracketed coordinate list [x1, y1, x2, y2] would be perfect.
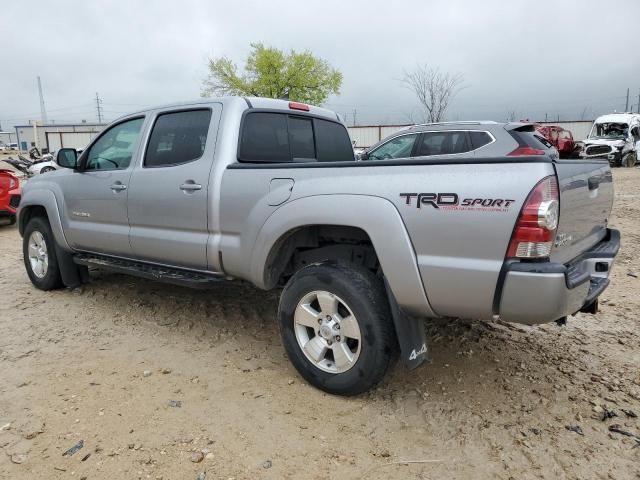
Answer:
[1, 167, 639, 480]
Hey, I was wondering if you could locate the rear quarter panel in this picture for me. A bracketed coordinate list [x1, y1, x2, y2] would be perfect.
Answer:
[219, 161, 554, 320]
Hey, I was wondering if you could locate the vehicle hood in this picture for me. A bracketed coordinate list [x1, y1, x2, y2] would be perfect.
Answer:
[584, 138, 626, 148]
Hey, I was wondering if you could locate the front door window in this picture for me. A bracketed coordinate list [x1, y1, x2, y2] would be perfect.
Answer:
[85, 118, 144, 170]
[368, 134, 417, 160]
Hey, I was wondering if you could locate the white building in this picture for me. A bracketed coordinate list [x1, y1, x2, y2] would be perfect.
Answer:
[14, 122, 107, 152]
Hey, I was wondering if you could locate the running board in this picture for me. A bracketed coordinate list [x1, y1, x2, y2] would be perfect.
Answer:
[73, 253, 225, 289]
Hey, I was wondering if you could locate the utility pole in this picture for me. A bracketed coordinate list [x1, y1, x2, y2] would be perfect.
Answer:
[637, 89, 640, 114]
[625, 88, 630, 112]
[32, 120, 39, 151]
[95, 92, 103, 123]
[352, 109, 357, 127]
[37, 76, 48, 124]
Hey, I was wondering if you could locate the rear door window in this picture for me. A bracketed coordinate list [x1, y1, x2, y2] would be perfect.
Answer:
[416, 131, 470, 157]
[368, 134, 417, 160]
[145, 109, 212, 167]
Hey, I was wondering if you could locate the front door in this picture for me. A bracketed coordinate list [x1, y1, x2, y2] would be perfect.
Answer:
[127, 105, 222, 270]
[59, 117, 145, 256]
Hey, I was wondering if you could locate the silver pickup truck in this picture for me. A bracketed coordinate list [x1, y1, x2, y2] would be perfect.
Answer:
[17, 97, 619, 395]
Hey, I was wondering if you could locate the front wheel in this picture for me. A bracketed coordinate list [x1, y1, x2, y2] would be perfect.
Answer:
[23, 216, 63, 290]
[623, 152, 637, 168]
[40, 166, 56, 173]
[278, 261, 395, 395]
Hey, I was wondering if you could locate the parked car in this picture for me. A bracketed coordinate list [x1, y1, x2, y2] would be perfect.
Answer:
[580, 113, 640, 167]
[358, 121, 559, 161]
[17, 98, 619, 395]
[28, 153, 59, 175]
[534, 125, 576, 159]
[0, 169, 21, 225]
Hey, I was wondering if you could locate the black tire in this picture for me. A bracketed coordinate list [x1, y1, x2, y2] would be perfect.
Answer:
[278, 261, 395, 396]
[23, 216, 63, 290]
[40, 167, 55, 173]
[623, 152, 637, 168]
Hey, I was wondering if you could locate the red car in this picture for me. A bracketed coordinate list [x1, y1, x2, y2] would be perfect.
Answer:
[0, 169, 21, 225]
[534, 125, 576, 158]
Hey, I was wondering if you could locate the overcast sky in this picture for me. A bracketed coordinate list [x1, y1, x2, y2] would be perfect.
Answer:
[2, 0, 639, 129]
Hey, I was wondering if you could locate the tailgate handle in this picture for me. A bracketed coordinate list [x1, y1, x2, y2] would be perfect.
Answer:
[588, 176, 600, 190]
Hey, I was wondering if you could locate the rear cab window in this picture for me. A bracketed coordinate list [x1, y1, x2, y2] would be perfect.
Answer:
[238, 111, 354, 163]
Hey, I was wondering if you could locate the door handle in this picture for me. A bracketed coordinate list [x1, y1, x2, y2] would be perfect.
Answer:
[110, 183, 127, 192]
[180, 183, 202, 191]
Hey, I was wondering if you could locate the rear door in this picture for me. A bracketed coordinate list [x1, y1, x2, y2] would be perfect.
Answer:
[127, 105, 222, 270]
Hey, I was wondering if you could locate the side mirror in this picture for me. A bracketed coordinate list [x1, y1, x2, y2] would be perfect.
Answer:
[360, 152, 369, 161]
[56, 148, 78, 169]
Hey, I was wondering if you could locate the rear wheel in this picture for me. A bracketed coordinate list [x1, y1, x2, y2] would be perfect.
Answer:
[23, 216, 63, 290]
[40, 166, 55, 173]
[278, 261, 395, 395]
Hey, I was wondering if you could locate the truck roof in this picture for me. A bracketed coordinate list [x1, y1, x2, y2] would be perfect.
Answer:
[594, 113, 640, 124]
[115, 96, 341, 123]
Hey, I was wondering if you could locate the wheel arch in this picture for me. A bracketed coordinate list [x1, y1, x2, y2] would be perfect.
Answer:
[251, 194, 435, 318]
[18, 189, 70, 250]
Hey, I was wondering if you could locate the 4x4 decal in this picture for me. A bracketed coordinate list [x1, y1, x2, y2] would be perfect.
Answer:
[400, 193, 516, 211]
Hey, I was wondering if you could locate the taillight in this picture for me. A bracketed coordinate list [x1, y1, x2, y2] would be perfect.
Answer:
[506, 176, 559, 259]
[9, 177, 17, 190]
[289, 101, 310, 111]
[507, 146, 545, 156]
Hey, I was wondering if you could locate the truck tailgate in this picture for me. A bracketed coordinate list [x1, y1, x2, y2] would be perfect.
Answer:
[550, 160, 614, 264]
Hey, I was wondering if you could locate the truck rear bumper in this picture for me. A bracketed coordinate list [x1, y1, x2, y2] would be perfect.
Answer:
[498, 228, 620, 325]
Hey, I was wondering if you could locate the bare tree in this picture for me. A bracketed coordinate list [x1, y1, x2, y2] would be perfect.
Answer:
[402, 64, 464, 123]
[506, 110, 517, 122]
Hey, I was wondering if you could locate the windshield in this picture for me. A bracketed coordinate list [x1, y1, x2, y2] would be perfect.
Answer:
[589, 122, 628, 140]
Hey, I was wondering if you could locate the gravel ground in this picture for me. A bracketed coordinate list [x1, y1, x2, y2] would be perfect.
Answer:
[0, 168, 639, 480]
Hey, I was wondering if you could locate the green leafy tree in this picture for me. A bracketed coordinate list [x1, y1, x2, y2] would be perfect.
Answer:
[202, 43, 342, 105]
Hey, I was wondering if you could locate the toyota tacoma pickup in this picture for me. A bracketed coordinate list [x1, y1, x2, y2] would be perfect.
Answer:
[17, 97, 619, 395]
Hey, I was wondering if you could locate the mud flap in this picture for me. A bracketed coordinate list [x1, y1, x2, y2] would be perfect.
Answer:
[384, 278, 427, 369]
[54, 243, 84, 288]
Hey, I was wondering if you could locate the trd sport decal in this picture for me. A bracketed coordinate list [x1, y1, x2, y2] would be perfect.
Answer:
[400, 193, 516, 212]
